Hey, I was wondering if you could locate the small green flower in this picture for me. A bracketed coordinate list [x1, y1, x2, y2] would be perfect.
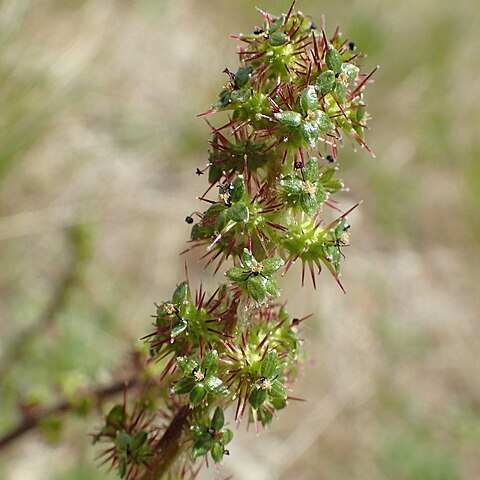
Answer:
[191, 407, 233, 464]
[279, 158, 327, 216]
[249, 350, 287, 410]
[225, 249, 284, 302]
[171, 351, 228, 406]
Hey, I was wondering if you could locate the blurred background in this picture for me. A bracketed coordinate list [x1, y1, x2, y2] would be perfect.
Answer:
[0, 0, 479, 479]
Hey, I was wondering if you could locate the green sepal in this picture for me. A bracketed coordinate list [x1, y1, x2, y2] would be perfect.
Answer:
[249, 387, 268, 409]
[189, 383, 207, 406]
[204, 376, 228, 396]
[130, 430, 148, 451]
[105, 405, 125, 430]
[221, 428, 233, 445]
[191, 425, 209, 442]
[313, 110, 333, 133]
[357, 106, 366, 123]
[300, 192, 318, 216]
[211, 442, 224, 463]
[227, 202, 249, 223]
[118, 456, 127, 478]
[190, 223, 214, 241]
[315, 184, 327, 204]
[265, 278, 279, 297]
[270, 15, 284, 33]
[171, 377, 195, 395]
[115, 431, 131, 452]
[303, 158, 319, 182]
[171, 320, 188, 338]
[300, 120, 319, 146]
[208, 163, 222, 184]
[316, 70, 336, 94]
[341, 62, 359, 82]
[201, 350, 218, 377]
[274, 111, 302, 127]
[269, 31, 289, 46]
[230, 88, 251, 103]
[172, 281, 188, 305]
[176, 356, 198, 376]
[262, 257, 284, 275]
[234, 66, 253, 88]
[192, 437, 212, 457]
[280, 175, 303, 196]
[215, 208, 229, 232]
[300, 86, 319, 114]
[242, 248, 255, 268]
[211, 407, 225, 432]
[271, 397, 287, 410]
[247, 275, 267, 302]
[226, 267, 248, 282]
[261, 350, 278, 379]
[230, 176, 245, 202]
[216, 89, 231, 108]
[336, 81, 346, 104]
[326, 46, 343, 72]
[269, 379, 287, 400]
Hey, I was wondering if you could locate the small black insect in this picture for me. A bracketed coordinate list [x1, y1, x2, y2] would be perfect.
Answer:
[253, 27, 264, 35]
[348, 41, 356, 51]
[223, 449, 230, 455]
[326, 155, 334, 163]
[294, 161, 303, 169]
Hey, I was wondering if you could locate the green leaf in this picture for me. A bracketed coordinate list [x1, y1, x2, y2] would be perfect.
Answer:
[280, 175, 303, 196]
[211, 407, 225, 432]
[300, 86, 319, 114]
[189, 383, 207, 406]
[336, 81, 346, 104]
[171, 377, 195, 395]
[316, 70, 336, 94]
[265, 278, 279, 297]
[261, 350, 278, 379]
[313, 110, 334, 133]
[190, 223, 214, 241]
[192, 437, 212, 457]
[226, 267, 248, 282]
[300, 120, 319, 146]
[234, 66, 253, 88]
[304, 158, 319, 182]
[274, 111, 302, 127]
[247, 275, 267, 302]
[221, 428, 234, 445]
[242, 248, 255, 268]
[215, 89, 232, 108]
[177, 356, 198, 376]
[115, 432, 131, 452]
[130, 430, 148, 451]
[249, 387, 268, 410]
[172, 281, 188, 305]
[230, 176, 245, 202]
[215, 208, 229, 232]
[262, 257, 284, 275]
[300, 192, 318, 216]
[356, 106, 366, 122]
[326, 46, 343, 72]
[201, 350, 218, 376]
[269, 379, 287, 400]
[211, 442, 224, 463]
[208, 162, 222, 183]
[341, 62, 359, 82]
[204, 376, 228, 396]
[227, 202, 249, 223]
[269, 31, 289, 46]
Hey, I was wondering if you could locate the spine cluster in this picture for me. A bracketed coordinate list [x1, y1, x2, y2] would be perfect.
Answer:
[94, 4, 374, 479]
